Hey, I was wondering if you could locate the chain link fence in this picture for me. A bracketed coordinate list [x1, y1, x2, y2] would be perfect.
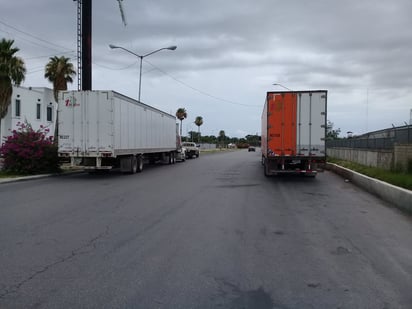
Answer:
[327, 126, 412, 150]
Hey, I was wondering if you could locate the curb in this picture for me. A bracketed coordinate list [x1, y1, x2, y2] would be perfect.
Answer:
[326, 163, 412, 214]
[0, 169, 84, 184]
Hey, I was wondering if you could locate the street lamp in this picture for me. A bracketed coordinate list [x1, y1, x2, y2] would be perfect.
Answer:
[109, 44, 177, 102]
[272, 83, 293, 91]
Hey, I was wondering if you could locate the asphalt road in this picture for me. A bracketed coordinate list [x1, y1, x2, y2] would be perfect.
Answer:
[1, 150, 411, 309]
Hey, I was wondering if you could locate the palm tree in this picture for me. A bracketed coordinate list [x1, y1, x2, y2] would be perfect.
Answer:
[0, 38, 26, 139]
[175, 107, 187, 137]
[44, 56, 76, 143]
[218, 130, 226, 149]
[44, 56, 76, 102]
[194, 116, 203, 143]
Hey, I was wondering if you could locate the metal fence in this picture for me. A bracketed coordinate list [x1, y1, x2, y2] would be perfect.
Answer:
[327, 125, 412, 150]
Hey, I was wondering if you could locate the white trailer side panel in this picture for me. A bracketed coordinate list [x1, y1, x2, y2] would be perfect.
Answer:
[296, 91, 327, 157]
[58, 90, 176, 157]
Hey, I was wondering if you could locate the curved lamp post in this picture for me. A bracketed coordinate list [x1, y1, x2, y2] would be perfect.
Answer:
[272, 83, 293, 91]
[109, 44, 177, 101]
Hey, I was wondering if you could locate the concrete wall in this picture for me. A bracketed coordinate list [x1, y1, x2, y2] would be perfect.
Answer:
[327, 147, 394, 170]
[199, 143, 217, 150]
[394, 144, 412, 172]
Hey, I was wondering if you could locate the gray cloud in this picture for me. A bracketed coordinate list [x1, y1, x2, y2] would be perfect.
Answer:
[1, 0, 411, 136]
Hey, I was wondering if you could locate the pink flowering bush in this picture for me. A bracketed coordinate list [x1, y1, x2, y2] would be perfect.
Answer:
[0, 121, 60, 174]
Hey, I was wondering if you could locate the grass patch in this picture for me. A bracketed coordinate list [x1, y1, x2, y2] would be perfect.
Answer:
[328, 157, 412, 191]
[0, 171, 21, 179]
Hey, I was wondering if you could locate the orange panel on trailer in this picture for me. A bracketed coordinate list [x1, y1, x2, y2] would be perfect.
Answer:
[267, 92, 297, 156]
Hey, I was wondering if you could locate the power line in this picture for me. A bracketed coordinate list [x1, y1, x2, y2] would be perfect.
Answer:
[26, 68, 46, 75]
[1, 13, 258, 108]
[0, 19, 73, 52]
[93, 60, 138, 71]
[26, 51, 76, 60]
[143, 59, 261, 108]
[101, 54, 258, 107]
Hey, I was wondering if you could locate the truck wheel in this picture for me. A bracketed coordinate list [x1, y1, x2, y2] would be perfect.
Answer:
[131, 156, 138, 174]
[136, 155, 143, 173]
[195, 153, 199, 158]
[263, 159, 270, 177]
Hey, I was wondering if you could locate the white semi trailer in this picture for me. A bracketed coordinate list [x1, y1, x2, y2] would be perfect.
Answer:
[261, 90, 327, 177]
[58, 90, 185, 173]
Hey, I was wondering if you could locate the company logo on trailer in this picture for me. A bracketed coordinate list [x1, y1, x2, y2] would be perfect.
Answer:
[65, 97, 80, 107]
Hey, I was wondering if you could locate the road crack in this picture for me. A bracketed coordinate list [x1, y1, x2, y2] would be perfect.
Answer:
[0, 226, 110, 300]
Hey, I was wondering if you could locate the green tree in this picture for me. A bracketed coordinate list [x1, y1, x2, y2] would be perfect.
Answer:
[200, 135, 217, 144]
[176, 108, 187, 137]
[44, 56, 76, 102]
[326, 120, 341, 140]
[218, 130, 226, 148]
[188, 130, 198, 142]
[194, 116, 203, 143]
[245, 134, 260, 146]
[44, 56, 76, 143]
[0, 38, 26, 139]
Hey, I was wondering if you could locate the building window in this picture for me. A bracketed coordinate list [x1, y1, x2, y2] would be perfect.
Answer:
[36, 103, 41, 120]
[15, 99, 21, 117]
[46, 106, 53, 122]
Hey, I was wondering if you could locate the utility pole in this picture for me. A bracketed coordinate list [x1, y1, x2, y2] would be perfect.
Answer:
[75, 0, 126, 91]
[74, 0, 92, 91]
[82, 0, 92, 90]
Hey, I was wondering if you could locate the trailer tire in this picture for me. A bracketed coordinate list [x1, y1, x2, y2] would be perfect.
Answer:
[136, 155, 143, 173]
[263, 158, 270, 177]
[131, 156, 138, 174]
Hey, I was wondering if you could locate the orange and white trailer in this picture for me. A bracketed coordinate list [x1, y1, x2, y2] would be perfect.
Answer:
[261, 90, 327, 177]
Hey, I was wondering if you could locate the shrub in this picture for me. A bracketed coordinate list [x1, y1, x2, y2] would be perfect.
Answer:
[236, 142, 250, 149]
[0, 121, 60, 174]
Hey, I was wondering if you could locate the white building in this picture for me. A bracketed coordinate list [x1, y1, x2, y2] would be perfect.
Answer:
[0, 86, 57, 142]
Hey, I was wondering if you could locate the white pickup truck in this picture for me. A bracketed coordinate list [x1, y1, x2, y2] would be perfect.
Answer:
[182, 142, 200, 159]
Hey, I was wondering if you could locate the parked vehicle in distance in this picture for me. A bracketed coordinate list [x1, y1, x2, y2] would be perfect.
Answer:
[182, 142, 200, 158]
[58, 90, 185, 173]
[261, 90, 327, 177]
[248, 146, 256, 152]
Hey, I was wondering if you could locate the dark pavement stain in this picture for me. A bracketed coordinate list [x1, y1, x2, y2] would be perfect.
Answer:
[218, 184, 260, 188]
[307, 282, 321, 288]
[331, 246, 351, 255]
[230, 287, 275, 309]
[303, 192, 329, 197]
[216, 278, 289, 309]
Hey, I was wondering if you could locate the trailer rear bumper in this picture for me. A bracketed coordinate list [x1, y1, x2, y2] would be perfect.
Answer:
[263, 156, 325, 177]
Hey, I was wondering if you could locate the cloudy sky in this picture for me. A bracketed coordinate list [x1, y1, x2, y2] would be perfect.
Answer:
[2, 0, 412, 138]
